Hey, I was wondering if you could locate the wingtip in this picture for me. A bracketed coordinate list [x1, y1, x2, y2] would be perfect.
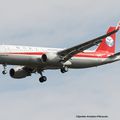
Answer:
[116, 21, 120, 30]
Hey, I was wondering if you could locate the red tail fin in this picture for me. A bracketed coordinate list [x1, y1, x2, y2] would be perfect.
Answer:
[96, 26, 116, 53]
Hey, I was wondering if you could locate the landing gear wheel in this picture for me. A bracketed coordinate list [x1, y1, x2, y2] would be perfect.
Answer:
[2, 70, 7, 75]
[61, 69, 65, 73]
[61, 66, 68, 73]
[39, 76, 47, 83]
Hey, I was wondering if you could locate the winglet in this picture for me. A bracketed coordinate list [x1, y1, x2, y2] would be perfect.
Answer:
[116, 21, 120, 30]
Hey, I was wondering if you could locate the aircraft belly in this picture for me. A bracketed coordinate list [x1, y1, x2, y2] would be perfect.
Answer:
[70, 57, 103, 68]
[0, 54, 106, 69]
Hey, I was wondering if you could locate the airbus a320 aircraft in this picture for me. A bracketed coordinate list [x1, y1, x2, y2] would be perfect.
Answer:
[0, 22, 120, 83]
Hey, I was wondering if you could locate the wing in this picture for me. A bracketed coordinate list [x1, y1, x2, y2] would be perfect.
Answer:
[57, 28, 119, 62]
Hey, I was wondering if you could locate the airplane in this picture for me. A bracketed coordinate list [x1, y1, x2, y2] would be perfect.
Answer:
[0, 22, 120, 83]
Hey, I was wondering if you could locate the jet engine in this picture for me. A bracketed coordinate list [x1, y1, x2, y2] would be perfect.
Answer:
[41, 53, 61, 65]
[9, 67, 31, 79]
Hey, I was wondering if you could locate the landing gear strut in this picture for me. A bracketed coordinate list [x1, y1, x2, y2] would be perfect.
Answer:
[60, 66, 68, 73]
[2, 64, 7, 75]
[39, 71, 47, 83]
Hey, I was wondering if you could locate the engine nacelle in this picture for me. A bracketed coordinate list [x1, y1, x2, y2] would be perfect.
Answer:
[9, 67, 31, 79]
[41, 53, 61, 65]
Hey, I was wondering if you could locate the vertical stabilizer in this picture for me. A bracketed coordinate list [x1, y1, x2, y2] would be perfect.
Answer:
[96, 26, 116, 53]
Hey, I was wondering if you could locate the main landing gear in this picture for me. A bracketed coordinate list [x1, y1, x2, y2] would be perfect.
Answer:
[60, 66, 68, 73]
[39, 71, 47, 83]
[2, 64, 7, 75]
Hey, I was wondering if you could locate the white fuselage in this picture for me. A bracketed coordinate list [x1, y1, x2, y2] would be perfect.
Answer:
[0, 45, 112, 69]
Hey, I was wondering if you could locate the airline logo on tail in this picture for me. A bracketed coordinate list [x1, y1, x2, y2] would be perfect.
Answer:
[106, 36, 114, 47]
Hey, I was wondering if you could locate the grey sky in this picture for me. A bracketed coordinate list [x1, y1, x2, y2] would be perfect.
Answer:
[0, 0, 120, 120]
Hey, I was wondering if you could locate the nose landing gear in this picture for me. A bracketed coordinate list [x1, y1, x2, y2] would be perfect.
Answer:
[2, 64, 7, 75]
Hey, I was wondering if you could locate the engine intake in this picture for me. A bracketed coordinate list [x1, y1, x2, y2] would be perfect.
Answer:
[41, 53, 61, 65]
[42, 54, 47, 62]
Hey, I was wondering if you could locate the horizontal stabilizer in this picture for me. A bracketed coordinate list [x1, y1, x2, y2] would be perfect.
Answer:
[108, 52, 120, 61]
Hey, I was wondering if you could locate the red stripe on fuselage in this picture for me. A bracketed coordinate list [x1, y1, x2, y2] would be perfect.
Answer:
[0, 51, 113, 58]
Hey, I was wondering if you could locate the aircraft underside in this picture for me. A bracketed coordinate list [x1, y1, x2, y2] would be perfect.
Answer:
[0, 53, 118, 83]
[0, 54, 105, 69]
